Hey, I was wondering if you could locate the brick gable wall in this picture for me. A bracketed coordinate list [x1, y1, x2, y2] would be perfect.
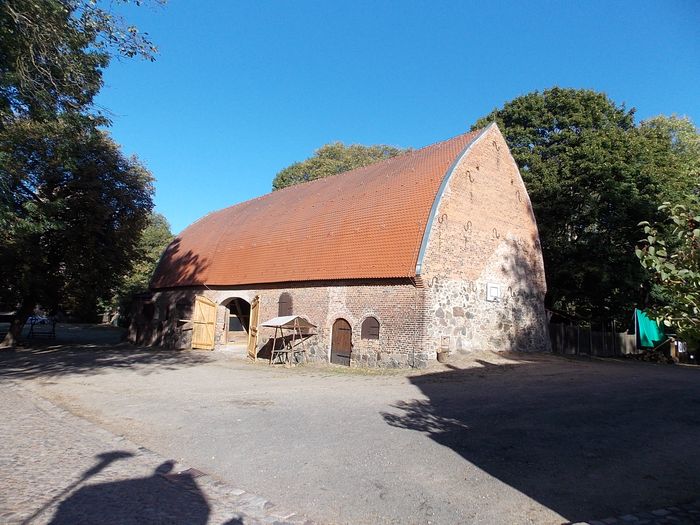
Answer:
[419, 125, 550, 355]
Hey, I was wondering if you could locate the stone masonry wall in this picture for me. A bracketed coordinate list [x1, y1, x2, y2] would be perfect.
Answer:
[419, 125, 550, 355]
[131, 280, 429, 368]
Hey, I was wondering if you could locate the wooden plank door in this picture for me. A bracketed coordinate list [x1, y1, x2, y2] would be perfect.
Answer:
[192, 295, 217, 350]
[331, 318, 352, 366]
[247, 296, 260, 360]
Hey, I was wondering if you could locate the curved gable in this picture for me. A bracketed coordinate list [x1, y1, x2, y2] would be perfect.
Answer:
[151, 129, 482, 288]
[417, 124, 546, 291]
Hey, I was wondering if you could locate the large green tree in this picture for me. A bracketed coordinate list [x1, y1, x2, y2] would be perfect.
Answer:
[273, 142, 407, 190]
[0, 1, 161, 345]
[0, 0, 158, 122]
[638, 115, 700, 199]
[474, 88, 699, 320]
[0, 117, 154, 341]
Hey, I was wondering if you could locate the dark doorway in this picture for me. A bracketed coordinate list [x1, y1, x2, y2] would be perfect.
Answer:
[331, 319, 352, 366]
[223, 298, 251, 344]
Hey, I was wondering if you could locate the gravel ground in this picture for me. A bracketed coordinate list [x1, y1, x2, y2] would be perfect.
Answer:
[2, 341, 699, 525]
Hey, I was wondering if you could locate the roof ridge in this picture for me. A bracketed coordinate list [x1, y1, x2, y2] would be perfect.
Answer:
[410, 128, 482, 152]
[175, 128, 484, 235]
[264, 128, 483, 196]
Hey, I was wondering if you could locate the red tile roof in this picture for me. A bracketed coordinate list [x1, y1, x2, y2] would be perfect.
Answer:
[151, 129, 482, 288]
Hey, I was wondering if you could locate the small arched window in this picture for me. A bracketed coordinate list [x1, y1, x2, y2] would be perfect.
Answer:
[361, 317, 380, 340]
[278, 292, 293, 317]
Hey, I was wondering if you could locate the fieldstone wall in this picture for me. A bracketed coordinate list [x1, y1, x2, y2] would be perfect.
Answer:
[422, 240, 549, 355]
[128, 288, 197, 350]
[419, 125, 550, 355]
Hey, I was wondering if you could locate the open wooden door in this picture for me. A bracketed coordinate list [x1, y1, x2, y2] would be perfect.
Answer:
[192, 295, 217, 350]
[247, 295, 260, 360]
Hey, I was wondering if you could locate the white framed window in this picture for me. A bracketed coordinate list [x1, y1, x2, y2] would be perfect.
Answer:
[486, 283, 501, 302]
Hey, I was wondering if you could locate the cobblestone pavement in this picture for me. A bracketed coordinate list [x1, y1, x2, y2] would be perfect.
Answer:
[0, 381, 311, 525]
[572, 500, 700, 524]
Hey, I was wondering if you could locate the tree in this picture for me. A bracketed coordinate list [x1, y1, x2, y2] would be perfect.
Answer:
[0, 0, 159, 122]
[0, 0, 161, 346]
[637, 198, 700, 341]
[106, 211, 173, 321]
[473, 88, 699, 321]
[272, 142, 408, 190]
[0, 117, 154, 344]
[638, 115, 700, 200]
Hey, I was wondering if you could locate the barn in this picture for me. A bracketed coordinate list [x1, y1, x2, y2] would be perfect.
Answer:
[130, 123, 550, 367]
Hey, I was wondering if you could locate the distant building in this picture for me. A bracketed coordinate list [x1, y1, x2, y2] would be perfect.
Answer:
[131, 123, 549, 367]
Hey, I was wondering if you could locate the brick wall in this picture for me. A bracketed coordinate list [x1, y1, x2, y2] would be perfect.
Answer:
[419, 125, 550, 354]
[253, 281, 427, 367]
[132, 280, 429, 368]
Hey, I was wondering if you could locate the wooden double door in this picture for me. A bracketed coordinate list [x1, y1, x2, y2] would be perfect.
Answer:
[331, 318, 352, 366]
[191, 295, 259, 357]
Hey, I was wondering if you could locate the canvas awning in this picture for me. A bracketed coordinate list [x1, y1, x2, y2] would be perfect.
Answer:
[261, 315, 316, 366]
[261, 315, 317, 330]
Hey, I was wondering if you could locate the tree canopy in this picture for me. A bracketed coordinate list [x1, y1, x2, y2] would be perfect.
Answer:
[0, 1, 161, 345]
[106, 211, 173, 321]
[0, 117, 154, 323]
[474, 88, 700, 320]
[638, 115, 700, 199]
[272, 142, 407, 190]
[0, 0, 159, 121]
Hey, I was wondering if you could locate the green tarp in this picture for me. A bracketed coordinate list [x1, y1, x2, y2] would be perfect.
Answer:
[635, 309, 665, 348]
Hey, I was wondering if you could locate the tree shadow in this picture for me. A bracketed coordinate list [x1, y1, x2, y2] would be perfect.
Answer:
[382, 355, 700, 522]
[0, 342, 213, 380]
[48, 458, 211, 525]
[150, 237, 211, 289]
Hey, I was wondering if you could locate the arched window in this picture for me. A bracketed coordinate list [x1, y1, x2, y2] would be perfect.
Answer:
[278, 292, 293, 316]
[361, 317, 380, 340]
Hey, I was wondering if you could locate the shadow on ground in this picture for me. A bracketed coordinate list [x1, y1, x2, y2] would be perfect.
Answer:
[0, 343, 212, 380]
[382, 355, 700, 522]
[33, 451, 217, 525]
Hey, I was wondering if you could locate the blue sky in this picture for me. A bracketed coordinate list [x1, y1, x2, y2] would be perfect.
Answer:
[95, 1, 700, 234]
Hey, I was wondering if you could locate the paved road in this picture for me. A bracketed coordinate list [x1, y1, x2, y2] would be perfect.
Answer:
[2, 343, 700, 524]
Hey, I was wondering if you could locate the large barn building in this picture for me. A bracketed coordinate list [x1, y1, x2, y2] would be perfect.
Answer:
[130, 123, 550, 367]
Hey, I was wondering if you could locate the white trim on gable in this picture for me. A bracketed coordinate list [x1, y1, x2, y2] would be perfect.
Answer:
[414, 122, 498, 275]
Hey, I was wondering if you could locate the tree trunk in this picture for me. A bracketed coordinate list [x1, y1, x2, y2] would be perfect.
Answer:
[0, 298, 35, 348]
